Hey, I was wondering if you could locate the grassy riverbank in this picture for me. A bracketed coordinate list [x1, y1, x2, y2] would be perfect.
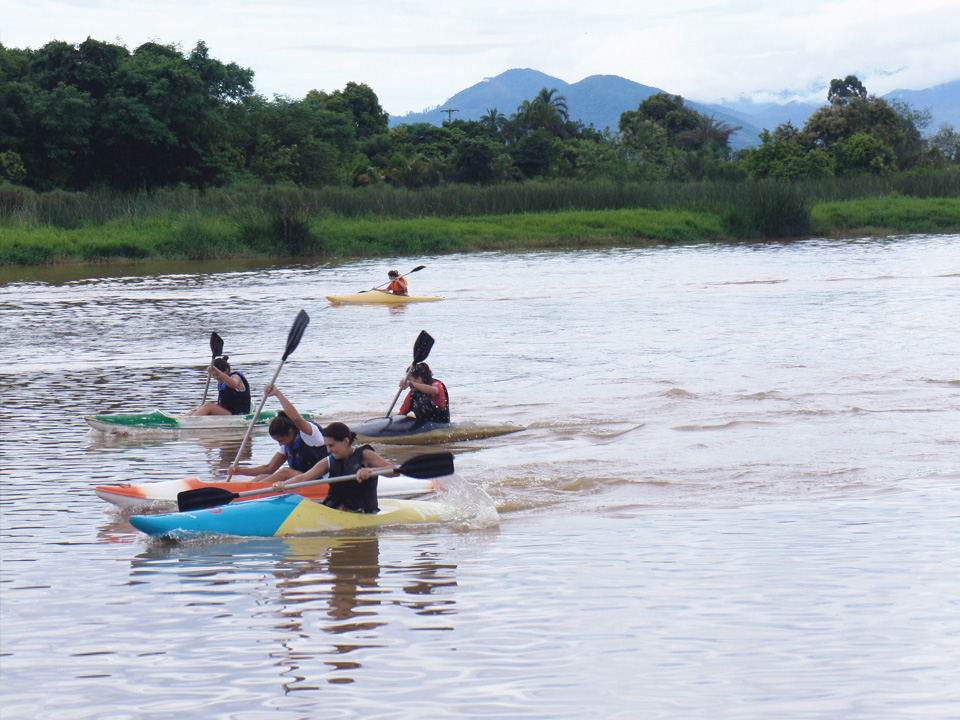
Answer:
[2, 178, 959, 266]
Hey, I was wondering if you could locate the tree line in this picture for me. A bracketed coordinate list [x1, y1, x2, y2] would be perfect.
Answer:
[2, 40, 959, 193]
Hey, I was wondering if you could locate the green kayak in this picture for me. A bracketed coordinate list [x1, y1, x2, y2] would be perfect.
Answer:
[85, 408, 319, 433]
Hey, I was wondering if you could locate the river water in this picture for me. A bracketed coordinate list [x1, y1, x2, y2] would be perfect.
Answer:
[1, 235, 959, 719]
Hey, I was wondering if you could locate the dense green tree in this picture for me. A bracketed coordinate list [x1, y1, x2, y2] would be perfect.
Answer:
[800, 76, 925, 172]
[741, 124, 832, 179]
[316, 82, 389, 140]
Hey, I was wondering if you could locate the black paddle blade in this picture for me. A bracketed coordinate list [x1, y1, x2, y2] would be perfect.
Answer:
[399, 452, 454, 479]
[413, 330, 435, 364]
[210, 332, 224, 357]
[282, 310, 310, 361]
[177, 486, 240, 512]
[409, 265, 426, 274]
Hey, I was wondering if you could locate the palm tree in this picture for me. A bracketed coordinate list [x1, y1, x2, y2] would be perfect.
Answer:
[481, 108, 507, 135]
[676, 114, 741, 150]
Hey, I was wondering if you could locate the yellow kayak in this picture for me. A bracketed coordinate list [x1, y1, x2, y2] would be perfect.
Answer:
[326, 292, 444, 304]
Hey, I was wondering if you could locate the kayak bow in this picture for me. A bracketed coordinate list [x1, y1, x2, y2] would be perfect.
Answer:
[352, 416, 524, 445]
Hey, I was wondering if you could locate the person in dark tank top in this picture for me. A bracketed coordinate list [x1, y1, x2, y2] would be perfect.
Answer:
[183, 355, 251, 416]
[272, 421, 396, 514]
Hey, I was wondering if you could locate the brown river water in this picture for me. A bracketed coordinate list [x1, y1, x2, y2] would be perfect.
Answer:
[1, 236, 959, 719]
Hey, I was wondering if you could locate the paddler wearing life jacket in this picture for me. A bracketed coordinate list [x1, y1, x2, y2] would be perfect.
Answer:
[230, 385, 326, 484]
[272, 422, 397, 514]
[396, 362, 450, 423]
[183, 355, 251, 416]
[379, 269, 408, 296]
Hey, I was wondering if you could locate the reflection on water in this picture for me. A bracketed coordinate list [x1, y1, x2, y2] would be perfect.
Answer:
[2, 237, 959, 719]
[128, 534, 459, 690]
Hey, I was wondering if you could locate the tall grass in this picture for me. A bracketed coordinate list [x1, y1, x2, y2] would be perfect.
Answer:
[2, 170, 959, 265]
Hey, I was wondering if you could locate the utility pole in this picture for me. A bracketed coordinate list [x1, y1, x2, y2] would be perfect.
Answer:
[440, 108, 459, 123]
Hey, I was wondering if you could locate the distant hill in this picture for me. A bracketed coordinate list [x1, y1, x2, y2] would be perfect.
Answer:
[391, 69, 763, 150]
[885, 79, 960, 131]
[391, 69, 960, 149]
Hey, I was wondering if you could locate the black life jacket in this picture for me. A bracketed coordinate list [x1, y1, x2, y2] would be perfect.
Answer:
[323, 445, 379, 513]
[282, 422, 328, 472]
[218, 371, 251, 415]
[410, 380, 450, 423]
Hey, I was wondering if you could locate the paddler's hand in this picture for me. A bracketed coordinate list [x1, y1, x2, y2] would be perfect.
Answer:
[272, 480, 286, 492]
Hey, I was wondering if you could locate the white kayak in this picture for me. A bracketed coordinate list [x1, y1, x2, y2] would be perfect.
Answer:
[96, 474, 438, 508]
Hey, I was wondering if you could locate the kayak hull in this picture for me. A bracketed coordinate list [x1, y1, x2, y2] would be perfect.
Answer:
[96, 475, 436, 507]
[129, 495, 456, 539]
[85, 408, 318, 433]
[353, 416, 524, 445]
[326, 292, 443, 304]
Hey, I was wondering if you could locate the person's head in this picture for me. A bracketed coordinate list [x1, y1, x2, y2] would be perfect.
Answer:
[410, 362, 433, 385]
[388, 270, 399, 279]
[213, 356, 231, 373]
[268, 411, 298, 446]
[322, 422, 357, 460]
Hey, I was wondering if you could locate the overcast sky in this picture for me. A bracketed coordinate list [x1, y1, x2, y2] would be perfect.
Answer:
[4, 0, 959, 116]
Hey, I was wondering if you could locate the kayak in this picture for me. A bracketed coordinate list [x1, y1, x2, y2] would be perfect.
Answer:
[85, 408, 318, 433]
[129, 494, 457, 539]
[326, 292, 444, 304]
[352, 416, 524, 445]
[96, 474, 436, 508]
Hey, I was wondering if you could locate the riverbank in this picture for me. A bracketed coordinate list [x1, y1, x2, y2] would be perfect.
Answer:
[2, 190, 958, 267]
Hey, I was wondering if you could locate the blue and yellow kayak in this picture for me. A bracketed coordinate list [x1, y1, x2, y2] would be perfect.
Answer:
[129, 494, 456, 539]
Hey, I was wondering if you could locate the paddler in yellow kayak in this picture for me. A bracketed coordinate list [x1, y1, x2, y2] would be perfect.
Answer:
[372, 269, 408, 296]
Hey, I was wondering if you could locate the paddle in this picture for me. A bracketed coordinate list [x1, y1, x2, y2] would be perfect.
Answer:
[228, 310, 310, 479]
[178, 451, 454, 512]
[200, 332, 224, 404]
[384, 330, 434, 417]
[359, 264, 426, 293]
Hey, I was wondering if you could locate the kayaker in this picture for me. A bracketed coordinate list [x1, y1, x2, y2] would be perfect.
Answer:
[396, 362, 450, 423]
[376, 269, 408, 296]
[229, 384, 325, 483]
[273, 422, 396, 514]
[183, 356, 251, 416]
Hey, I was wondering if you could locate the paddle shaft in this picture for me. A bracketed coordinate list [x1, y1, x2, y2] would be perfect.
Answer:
[229, 359, 284, 477]
[235, 465, 397, 500]
[229, 311, 309, 477]
[385, 330, 434, 417]
[201, 333, 224, 404]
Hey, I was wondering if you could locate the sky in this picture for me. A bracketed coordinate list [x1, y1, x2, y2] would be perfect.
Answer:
[4, 0, 960, 117]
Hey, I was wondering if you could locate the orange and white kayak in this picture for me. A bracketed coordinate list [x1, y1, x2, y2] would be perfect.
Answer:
[95, 475, 436, 508]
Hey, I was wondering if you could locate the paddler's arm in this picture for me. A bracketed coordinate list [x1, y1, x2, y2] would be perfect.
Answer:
[230, 451, 286, 479]
[406, 379, 439, 396]
[273, 454, 331, 492]
[265, 384, 314, 435]
[357, 449, 397, 482]
[209, 365, 244, 390]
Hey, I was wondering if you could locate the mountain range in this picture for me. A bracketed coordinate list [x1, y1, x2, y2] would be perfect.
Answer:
[389, 69, 960, 150]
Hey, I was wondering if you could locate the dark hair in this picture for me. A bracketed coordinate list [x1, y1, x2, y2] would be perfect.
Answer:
[388, 270, 399, 278]
[213, 355, 231, 373]
[410, 362, 433, 384]
[268, 411, 297, 438]
[322, 422, 356, 443]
